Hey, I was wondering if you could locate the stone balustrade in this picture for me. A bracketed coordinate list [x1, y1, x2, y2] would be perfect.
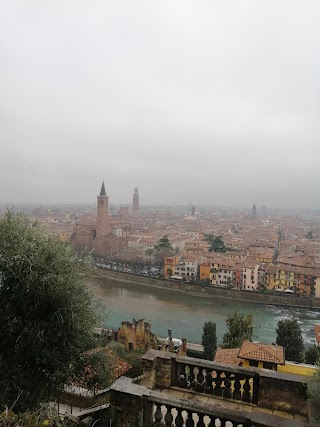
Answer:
[147, 391, 252, 427]
[175, 356, 259, 404]
[141, 350, 308, 418]
[69, 350, 309, 427]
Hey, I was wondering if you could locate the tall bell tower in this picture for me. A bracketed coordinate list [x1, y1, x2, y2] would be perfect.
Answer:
[252, 202, 257, 219]
[96, 181, 109, 237]
[132, 187, 139, 217]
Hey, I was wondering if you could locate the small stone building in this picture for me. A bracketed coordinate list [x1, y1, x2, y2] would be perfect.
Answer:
[117, 319, 158, 352]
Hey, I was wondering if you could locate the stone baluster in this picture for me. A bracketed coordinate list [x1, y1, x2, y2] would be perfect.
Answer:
[164, 406, 174, 427]
[153, 404, 163, 427]
[222, 372, 232, 399]
[178, 364, 187, 388]
[242, 378, 251, 403]
[196, 368, 205, 393]
[213, 371, 223, 396]
[189, 365, 196, 390]
[219, 418, 227, 427]
[204, 368, 213, 394]
[175, 408, 184, 427]
[232, 376, 242, 400]
[185, 410, 195, 427]
[197, 413, 206, 427]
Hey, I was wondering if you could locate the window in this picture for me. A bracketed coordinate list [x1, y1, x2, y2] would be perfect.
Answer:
[249, 360, 259, 367]
[263, 362, 273, 370]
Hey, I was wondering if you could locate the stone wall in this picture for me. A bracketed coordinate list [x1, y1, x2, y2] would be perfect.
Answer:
[258, 370, 308, 417]
[93, 269, 320, 309]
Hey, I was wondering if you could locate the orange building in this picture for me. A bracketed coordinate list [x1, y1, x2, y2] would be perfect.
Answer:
[199, 263, 211, 280]
[164, 255, 180, 278]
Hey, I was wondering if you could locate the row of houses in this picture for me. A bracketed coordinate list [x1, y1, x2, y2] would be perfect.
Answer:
[164, 254, 320, 298]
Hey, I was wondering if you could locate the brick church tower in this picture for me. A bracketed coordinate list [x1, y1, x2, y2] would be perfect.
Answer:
[132, 187, 139, 216]
[96, 181, 109, 237]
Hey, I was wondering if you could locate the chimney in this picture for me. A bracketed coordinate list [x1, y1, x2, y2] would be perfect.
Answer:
[168, 328, 173, 352]
[181, 338, 187, 355]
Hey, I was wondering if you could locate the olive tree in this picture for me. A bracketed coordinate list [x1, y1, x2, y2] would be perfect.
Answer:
[0, 212, 99, 411]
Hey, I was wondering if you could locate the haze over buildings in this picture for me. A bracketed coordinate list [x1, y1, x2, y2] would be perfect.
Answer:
[0, 1, 319, 208]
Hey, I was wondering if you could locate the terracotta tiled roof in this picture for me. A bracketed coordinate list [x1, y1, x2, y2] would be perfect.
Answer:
[104, 347, 132, 381]
[238, 341, 285, 365]
[68, 347, 131, 390]
[214, 348, 242, 366]
[314, 324, 320, 345]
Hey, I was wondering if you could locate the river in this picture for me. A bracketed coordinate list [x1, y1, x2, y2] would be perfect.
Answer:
[88, 276, 320, 347]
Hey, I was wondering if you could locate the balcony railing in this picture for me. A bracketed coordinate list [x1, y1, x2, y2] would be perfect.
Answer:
[174, 356, 259, 404]
[147, 390, 251, 427]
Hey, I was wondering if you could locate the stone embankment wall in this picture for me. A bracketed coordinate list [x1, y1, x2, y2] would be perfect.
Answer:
[92, 268, 320, 310]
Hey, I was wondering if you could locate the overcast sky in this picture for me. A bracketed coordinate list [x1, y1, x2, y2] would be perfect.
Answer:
[0, 1, 319, 208]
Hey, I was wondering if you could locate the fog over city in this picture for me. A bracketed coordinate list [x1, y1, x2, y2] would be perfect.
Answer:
[0, 1, 319, 208]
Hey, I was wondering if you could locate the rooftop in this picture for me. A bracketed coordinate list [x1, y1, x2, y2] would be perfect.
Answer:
[238, 341, 285, 365]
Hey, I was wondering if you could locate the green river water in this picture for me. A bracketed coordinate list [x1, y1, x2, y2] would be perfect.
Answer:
[88, 276, 320, 347]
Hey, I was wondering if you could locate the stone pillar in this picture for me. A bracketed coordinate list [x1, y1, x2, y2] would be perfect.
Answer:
[181, 338, 187, 355]
[168, 328, 174, 352]
[141, 350, 177, 390]
[110, 377, 148, 427]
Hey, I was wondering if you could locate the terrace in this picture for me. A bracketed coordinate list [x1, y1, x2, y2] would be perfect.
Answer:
[77, 350, 309, 427]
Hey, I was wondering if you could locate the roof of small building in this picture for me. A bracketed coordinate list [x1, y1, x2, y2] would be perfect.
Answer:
[214, 348, 242, 366]
[238, 341, 285, 365]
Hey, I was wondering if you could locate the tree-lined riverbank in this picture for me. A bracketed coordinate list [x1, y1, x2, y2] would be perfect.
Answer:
[93, 268, 320, 310]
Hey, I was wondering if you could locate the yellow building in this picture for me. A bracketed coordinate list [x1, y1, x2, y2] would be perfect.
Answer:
[278, 267, 295, 291]
[238, 341, 285, 371]
[314, 277, 320, 299]
[278, 362, 317, 376]
[256, 255, 273, 263]
[265, 265, 279, 291]
[215, 340, 317, 403]
[209, 262, 220, 285]
[238, 341, 317, 376]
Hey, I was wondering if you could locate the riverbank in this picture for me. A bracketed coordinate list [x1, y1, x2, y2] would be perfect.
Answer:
[92, 268, 320, 310]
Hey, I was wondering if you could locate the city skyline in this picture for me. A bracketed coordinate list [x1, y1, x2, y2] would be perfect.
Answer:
[1, 1, 319, 208]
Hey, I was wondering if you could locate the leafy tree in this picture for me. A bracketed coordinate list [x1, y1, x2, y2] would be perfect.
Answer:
[202, 321, 217, 360]
[222, 311, 254, 348]
[0, 212, 99, 411]
[275, 319, 304, 362]
[207, 235, 226, 253]
[154, 235, 173, 251]
[154, 235, 174, 265]
[71, 349, 112, 393]
[306, 230, 314, 240]
[0, 409, 70, 427]
[305, 346, 320, 365]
